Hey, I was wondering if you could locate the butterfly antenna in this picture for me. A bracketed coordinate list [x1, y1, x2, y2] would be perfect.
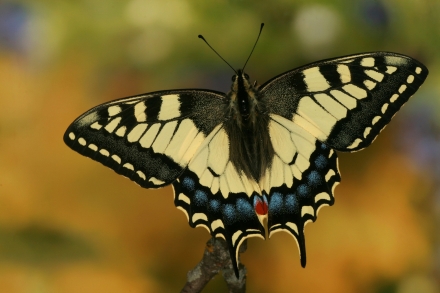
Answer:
[198, 34, 237, 74]
[242, 23, 264, 71]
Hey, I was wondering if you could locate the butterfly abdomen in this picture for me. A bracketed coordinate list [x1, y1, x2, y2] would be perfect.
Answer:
[225, 115, 274, 182]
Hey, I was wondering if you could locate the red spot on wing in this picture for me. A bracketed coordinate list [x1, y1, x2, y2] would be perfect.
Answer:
[255, 198, 268, 215]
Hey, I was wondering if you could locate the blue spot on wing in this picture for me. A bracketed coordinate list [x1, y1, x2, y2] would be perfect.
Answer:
[182, 177, 195, 191]
[269, 192, 283, 215]
[307, 171, 322, 186]
[285, 194, 297, 213]
[209, 199, 221, 212]
[222, 204, 236, 224]
[297, 184, 310, 197]
[194, 190, 208, 206]
[314, 155, 327, 170]
[236, 198, 254, 220]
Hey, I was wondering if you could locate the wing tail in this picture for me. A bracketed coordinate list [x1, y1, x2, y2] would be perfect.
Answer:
[173, 168, 266, 278]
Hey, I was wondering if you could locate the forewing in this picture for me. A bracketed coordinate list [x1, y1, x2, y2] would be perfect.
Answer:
[64, 89, 227, 188]
[260, 52, 428, 151]
[173, 125, 265, 278]
[263, 114, 341, 266]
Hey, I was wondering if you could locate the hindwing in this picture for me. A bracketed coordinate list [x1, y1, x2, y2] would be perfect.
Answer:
[265, 114, 341, 266]
[173, 124, 266, 276]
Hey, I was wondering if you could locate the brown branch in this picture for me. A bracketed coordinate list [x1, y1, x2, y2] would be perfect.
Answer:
[180, 238, 247, 293]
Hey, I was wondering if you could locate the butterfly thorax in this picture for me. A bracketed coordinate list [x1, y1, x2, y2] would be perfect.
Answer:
[225, 70, 275, 181]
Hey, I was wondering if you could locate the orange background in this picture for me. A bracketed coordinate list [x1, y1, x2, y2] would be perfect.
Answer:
[0, 1, 439, 292]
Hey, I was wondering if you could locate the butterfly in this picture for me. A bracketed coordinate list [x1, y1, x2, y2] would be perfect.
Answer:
[64, 45, 428, 277]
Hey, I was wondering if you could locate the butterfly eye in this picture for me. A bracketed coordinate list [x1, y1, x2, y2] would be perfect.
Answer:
[244, 73, 249, 79]
[232, 75, 237, 82]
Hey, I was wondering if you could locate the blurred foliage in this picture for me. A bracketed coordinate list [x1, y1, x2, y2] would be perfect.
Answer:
[1, 0, 440, 292]
[0, 225, 96, 264]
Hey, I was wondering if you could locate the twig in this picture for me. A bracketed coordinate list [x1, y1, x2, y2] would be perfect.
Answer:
[181, 238, 247, 293]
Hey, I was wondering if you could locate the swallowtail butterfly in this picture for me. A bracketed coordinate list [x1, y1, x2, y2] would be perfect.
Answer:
[64, 33, 428, 277]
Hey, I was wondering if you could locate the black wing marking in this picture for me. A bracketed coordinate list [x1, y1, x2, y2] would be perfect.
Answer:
[64, 89, 227, 188]
[260, 52, 428, 151]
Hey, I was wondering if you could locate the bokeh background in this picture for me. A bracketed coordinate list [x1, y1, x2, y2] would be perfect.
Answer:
[1, 0, 439, 292]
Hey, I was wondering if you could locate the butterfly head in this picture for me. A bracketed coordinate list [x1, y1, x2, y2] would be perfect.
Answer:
[228, 69, 264, 131]
[231, 69, 253, 93]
